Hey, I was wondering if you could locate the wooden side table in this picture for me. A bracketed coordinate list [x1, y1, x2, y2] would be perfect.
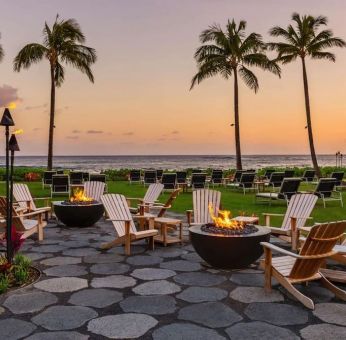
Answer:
[154, 217, 183, 246]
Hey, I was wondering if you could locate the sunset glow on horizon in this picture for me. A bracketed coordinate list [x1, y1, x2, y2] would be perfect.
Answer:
[0, 0, 345, 156]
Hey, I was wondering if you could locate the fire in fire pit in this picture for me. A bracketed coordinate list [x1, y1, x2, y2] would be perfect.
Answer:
[201, 204, 258, 235]
[189, 204, 270, 269]
[62, 188, 98, 205]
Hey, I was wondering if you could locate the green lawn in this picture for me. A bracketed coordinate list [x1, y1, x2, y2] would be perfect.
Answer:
[1, 181, 345, 226]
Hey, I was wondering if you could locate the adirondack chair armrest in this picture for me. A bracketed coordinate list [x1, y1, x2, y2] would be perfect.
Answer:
[290, 216, 313, 220]
[260, 242, 301, 258]
[14, 210, 45, 218]
[33, 197, 51, 201]
[106, 218, 132, 222]
[262, 213, 284, 226]
[149, 205, 171, 211]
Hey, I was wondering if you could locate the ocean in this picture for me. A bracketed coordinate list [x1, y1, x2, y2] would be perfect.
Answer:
[0, 155, 341, 172]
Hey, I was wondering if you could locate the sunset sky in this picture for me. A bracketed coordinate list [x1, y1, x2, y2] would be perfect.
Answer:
[0, 0, 345, 156]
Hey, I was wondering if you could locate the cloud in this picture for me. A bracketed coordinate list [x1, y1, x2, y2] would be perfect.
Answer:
[122, 131, 134, 136]
[171, 130, 179, 135]
[32, 127, 41, 131]
[157, 137, 166, 142]
[67, 136, 79, 140]
[0, 84, 20, 108]
[25, 103, 48, 111]
[72, 129, 82, 134]
[87, 130, 103, 134]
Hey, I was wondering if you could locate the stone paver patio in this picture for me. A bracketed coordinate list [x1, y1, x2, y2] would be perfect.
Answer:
[0, 215, 346, 339]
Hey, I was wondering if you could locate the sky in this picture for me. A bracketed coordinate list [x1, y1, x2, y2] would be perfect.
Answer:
[0, 0, 345, 156]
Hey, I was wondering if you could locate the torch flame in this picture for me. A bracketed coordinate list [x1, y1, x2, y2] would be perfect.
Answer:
[13, 129, 24, 135]
[208, 203, 244, 229]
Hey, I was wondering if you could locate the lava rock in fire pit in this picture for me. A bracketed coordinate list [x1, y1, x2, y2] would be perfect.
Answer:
[62, 200, 99, 206]
[201, 223, 258, 236]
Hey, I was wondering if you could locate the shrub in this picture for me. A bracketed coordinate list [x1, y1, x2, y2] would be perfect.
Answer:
[14, 253, 31, 270]
[13, 266, 29, 285]
[0, 274, 9, 293]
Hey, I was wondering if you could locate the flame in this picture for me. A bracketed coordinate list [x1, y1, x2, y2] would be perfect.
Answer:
[13, 129, 24, 135]
[70, 188, 93, 202]
[8, 102, 17, 109]
[208, 203, 244, 229]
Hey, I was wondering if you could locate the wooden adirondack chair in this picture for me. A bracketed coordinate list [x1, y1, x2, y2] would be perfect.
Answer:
[0, 196, 47, 241]
[127, 183, 164, 213]
[261, 221, 346, 310]
[84, 181, 106, 202]
[263, 194, 317, 250]
[186, 189, 221, 226]
[13, 183, 51, 218]
[100, 194, 158, 255]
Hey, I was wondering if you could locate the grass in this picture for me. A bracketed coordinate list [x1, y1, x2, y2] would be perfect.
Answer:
[1, 181, 345, 226]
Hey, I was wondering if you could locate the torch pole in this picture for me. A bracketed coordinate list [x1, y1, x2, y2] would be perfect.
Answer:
[5, 126, 12, 262]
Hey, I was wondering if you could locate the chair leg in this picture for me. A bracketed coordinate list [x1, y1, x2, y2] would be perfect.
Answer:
[320, 273, 346, 301]
[100, 239, 119, 250]
[125, 235, 131, 256]
[264, 248, 272, 293]
[38, 225, 44, 241]
[148, 236, 154, 251]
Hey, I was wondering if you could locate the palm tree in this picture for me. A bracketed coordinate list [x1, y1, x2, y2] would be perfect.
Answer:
[269, 13, 346, 177]
[0, 33, 4, 62]
[191, 20, 280, 170]
[13, 16, 96, 170]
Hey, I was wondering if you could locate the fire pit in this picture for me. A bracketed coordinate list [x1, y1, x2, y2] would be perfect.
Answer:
[189, 205, 270, 269]
[53, 188, 104, 227]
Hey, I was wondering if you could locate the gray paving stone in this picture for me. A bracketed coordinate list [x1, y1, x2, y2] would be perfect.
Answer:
[160, 260, 201, 272]
[63, 247, 99, 257]
[127, 255, 163, 266]
[30, 245, 66, 253]
[173, 272, 226, 286]
[178, 302, 242, 328]
[245, 302, 308, 326]
[41, 256, 82, 266]
[83, 253, 124, 264]
[280, 283, 335, 303]
[43, 264, 88, 277]
[230, 273, 266, 286]
[0, 307, 4, 315]
[32, 306, 97, 330]
[300, 323, 346, 340]
[182, 244, 194, 252]
[177, 287, 228, 303]
[87, 313, 157, 339]
[152, 323, 226, 340]
[148, 248, 188, 258]
[111, 245, 146, 255]
[58, 240, 90, 248]
[0, 318, 36, 339]
[69, 288, 123, 308]
[133, 280, 181, 295]
[91, 275, 136, 289]
[26, 331, 89, 340]
[131, 268, 176, 280]
[313, 303, 346, 326]
[120, 295, 176, 315]
[90, 262, 130, 275]
[230, 286, 284, 303]
[226, 321, 299, 340]
[35, 277, 88, 293]
[26, 253, 53, 261]
[181, 252, 203, 262]
[3, 292, 58, 314]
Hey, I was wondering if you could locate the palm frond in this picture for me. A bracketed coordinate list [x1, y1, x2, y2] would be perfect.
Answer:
[310, 51, 335, 62]
[238, 66, 259, 92]
[13, 43, 47, 71]
[54, 62, 65, 86]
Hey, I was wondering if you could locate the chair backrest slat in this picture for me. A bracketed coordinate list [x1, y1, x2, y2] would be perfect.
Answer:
[143, 183, 164, 203]
[193, 189, 221, 224]
[84, 181, 105, 202]
[101, 194, 137, 237]
[13, 183, 37, 211]
[289, 221, 346, 279]
[281, 194, 317, 230]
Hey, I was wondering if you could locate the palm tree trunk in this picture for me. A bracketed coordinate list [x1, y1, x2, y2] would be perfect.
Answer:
[233, 68, 242, 170]
[47, 65, 55, 170]
[301, 57, 320, 177]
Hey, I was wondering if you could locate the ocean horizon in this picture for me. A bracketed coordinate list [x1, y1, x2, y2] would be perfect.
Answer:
[0, 154, 341, 172]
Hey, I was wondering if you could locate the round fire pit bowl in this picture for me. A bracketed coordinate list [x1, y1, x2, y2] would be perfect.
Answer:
[189, 225, 270, 269]
[53, 201, 104, 227]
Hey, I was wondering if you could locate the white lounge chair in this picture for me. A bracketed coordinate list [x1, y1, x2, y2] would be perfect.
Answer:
[100, 194, 158, 255]
[186, 189, 221, 226]
[263, 193, 317, 250]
